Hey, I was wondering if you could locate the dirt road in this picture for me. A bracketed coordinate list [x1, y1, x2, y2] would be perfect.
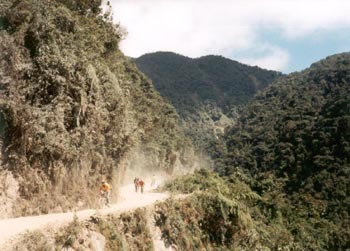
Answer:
[0, 183, 169, 248]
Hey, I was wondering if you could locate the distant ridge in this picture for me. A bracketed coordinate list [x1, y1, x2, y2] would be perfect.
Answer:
[135, 52, 282, 155]
[135, 51, 282, 117]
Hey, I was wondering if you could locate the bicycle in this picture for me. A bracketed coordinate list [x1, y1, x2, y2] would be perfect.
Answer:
[99, 191, 111, 208]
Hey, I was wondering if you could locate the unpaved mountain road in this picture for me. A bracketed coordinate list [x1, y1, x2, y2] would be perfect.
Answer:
[0, 183, 169, 248]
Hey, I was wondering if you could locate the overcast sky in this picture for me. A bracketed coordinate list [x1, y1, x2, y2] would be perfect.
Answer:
[109, 0, 350, 73]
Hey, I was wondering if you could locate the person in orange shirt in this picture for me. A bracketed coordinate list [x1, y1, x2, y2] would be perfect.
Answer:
[138, 179, 145, 194]
[99, 180, 111, 205]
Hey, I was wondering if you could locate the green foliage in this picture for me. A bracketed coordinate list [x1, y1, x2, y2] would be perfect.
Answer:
[94, 215, 124, 250]
[222, 53, 350, 250]
[0, 16, 9, 30]
[92, 209, 153, 251]
[160, 168, 350, 250]
[0, 112, 5, 137]
[0, 0, 191, 216]
[55, 214, 82, 247]
[164, 168, 221, 193]
[157, 169, 265, 250]
[57, 0, 102, 14]
[135, 52, 282, 156]
[135, 52, 281, 117]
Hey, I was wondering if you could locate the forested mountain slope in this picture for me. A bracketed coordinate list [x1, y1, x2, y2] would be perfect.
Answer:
[222, 53, 350, 250]
[0, 0, 194, 218]
[136, 52, 281, 117]
[135, 52, 281, 155]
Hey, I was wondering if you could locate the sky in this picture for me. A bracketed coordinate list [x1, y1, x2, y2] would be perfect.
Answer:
[109, 0, 350, 73]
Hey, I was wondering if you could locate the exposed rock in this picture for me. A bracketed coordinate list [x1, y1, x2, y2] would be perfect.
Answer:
[0, 171, 19, 219]
[89, 231, 106, 251]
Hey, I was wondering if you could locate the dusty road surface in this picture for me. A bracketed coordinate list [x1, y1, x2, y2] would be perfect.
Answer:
[0, 183, 169, 248]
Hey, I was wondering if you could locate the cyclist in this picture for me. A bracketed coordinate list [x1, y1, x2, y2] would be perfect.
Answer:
[99, 180, 111, 206]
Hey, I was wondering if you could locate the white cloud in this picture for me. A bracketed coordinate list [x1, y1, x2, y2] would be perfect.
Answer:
[113, 0, 256, 56]
[110, 0, 350, 71]
[255, 0, 350, 38]
[239, 46, 290, 71]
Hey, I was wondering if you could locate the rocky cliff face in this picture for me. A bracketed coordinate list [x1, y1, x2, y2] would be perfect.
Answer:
[0, 0, 194, 217]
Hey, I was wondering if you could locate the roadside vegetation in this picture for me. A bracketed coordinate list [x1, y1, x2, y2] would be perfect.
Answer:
[0, 0, 192, 217]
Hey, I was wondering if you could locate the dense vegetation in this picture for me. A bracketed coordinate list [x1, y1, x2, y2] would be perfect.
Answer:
[1, 1, 349, 250]
[9, 166, 349, 251]
[0, 0, 192, 217]
[158, 169, 325, 251]
[135, 52, 281, 156]
[136, 52, 281, 117]
[220, 53, 350, 250]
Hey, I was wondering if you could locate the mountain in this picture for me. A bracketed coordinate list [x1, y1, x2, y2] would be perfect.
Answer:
[1, 1, 349, 250]
[135, 52, 281, 117]
[135, 52, 282, 156]
[222, 53, 350, 250]
[0, 0, 194, 218]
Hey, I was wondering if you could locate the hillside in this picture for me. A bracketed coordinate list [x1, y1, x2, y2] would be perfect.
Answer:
[0, 0, 194, 218]
[135, 52, 282, 155]
[222, 53, 350, 250]
[135, 52, 281, 117]
[1, 1, 349, 250]
[113, 53, 349, 251]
